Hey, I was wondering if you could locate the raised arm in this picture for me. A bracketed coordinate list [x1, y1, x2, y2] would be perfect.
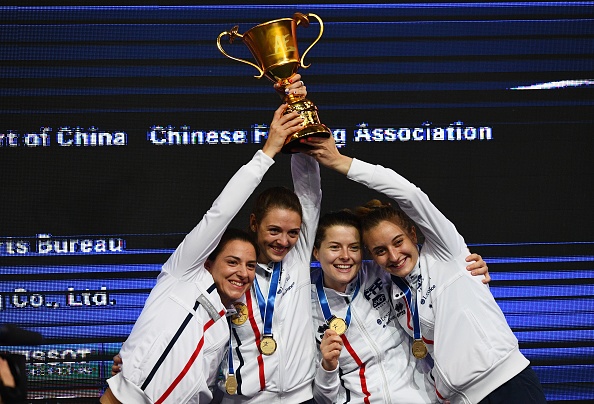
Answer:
[286, 76, 322, 265]
[290, 151, 322, 265]
[301, 136, 464, 260]
[165, 104, 304, 280]
[301, 137, 493, 280]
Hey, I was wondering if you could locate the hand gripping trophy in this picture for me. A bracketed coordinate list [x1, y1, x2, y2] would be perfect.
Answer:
[217, 12, 331, 153]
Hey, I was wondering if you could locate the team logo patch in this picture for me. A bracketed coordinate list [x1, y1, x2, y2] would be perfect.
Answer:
[372, 293, 387, 309]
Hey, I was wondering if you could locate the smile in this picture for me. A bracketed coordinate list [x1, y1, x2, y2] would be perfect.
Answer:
[333, 264, 353, 272]
[229, 280, 245, 288]
[390, 257, 407, 270]
[270, 245, 288, 254]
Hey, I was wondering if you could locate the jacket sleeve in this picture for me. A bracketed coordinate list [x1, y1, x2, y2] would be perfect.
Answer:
[346, 158, 466, 260]
[313, 360, 340, 404]
[290, 153, 322, 268]
[163, 150, 275, 280]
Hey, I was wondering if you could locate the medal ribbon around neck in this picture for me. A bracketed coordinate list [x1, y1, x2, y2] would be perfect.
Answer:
[391, 274, 422, 338]
[253, 261, 282, 338]
[225, 318, 237, 394]
[391, 259, 427, 359]
[315, 272, 361, 335]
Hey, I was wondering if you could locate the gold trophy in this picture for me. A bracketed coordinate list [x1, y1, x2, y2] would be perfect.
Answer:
[217, 12, 331, 153]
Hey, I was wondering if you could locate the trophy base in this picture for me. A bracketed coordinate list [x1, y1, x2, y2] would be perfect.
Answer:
[281, 123, 332, 154]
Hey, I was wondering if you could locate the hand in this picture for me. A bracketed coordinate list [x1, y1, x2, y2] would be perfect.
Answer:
[320, 329, 343, 371]
[274, 73, 307, 100]
[299, 136, 353, 175]
[111, 353, 122, 376]
[262, 104, 304, 158]
[0, 357, 16, 388]
[466, 253, 491, 284]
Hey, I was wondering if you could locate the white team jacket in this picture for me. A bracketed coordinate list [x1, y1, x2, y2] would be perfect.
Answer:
[347, 158, 529, 404]
[311, 265, 437, 404]
[107, 150, 275, 404]
[219, 153, 321, 403]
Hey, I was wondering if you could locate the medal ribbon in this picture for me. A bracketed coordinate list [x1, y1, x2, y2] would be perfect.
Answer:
[227, 318, 235, 376]
[315, 272, 360, 329]
[391, 274, 422, 341]
[253, 261, 281, 336]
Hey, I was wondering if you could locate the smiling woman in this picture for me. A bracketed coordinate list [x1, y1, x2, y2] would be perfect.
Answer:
[249, 186, 303, 264]
[204, 229, 258, 307]
[303, 134, 547, 404]
[99, 103, 305, 404]
[218, 157, 321, 403]
[310, 210, 489, 404]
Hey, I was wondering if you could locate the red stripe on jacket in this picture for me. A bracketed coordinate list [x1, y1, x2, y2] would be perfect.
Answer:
[341, 334, 371, 404]
[246, 289, 266, 391]
[155, 309, 226, 404]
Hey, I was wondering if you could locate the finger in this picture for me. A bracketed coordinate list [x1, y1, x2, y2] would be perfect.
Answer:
[300, 139, 322, 148]
[287, 81, 304, 89]
[301, 137, 328, 146]
[322, 343, 341, 356]
[282, 74, 301, 89]
[482, 272, 492, 284]
[465, 253, 480, 262]
[273, 113, 299, 131]
[324, 329, 341, 339]
[324, 330, 343, 344]
[285, 87, 306, 97]
[466, 261, 484, 271]
[273, 103, 289, 118]
[285, 80, 304, 90]
[281, 114, 304, 129]
[289, 73, 301, 83]
[330, 341, 343, 351]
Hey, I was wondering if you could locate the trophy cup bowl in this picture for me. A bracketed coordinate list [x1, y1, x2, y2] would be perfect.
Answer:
[217, 12, 331, 153]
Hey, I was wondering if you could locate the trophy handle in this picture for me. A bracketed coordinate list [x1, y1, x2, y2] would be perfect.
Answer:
[294, 13, 324, 69]
[216, 26, 265, 79]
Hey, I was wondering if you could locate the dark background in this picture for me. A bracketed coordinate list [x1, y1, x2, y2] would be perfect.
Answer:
[1, 2, 592, 243]
[1, 2, 593, 402]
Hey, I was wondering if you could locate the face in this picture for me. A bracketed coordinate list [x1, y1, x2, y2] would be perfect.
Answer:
[363, 220, 419, 278]
[205, 240, 257, 307]
[251, 208, 301, 264]
[314, 225, 362, 293]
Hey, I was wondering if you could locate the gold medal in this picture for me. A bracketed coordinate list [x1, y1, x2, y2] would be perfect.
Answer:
[225, 373, 238, 395]
[259, 335, 277, 355]
[231, 302, 248, 326]
[412, 339, 428, 359]
[328, 316, 348, 336]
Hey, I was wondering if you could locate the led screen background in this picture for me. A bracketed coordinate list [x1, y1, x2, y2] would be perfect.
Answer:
[1, 2, 593, 403]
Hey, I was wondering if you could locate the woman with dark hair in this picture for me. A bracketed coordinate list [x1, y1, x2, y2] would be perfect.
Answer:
[310, 210, 489, 404]
[100, 97, 305, 404]
[218, 141, 322, 403]
[301, 136, 546, 404]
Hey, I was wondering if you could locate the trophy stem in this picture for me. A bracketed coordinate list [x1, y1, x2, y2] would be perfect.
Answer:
[285, 93, 304, 104]
[281, 95, 331, 154]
